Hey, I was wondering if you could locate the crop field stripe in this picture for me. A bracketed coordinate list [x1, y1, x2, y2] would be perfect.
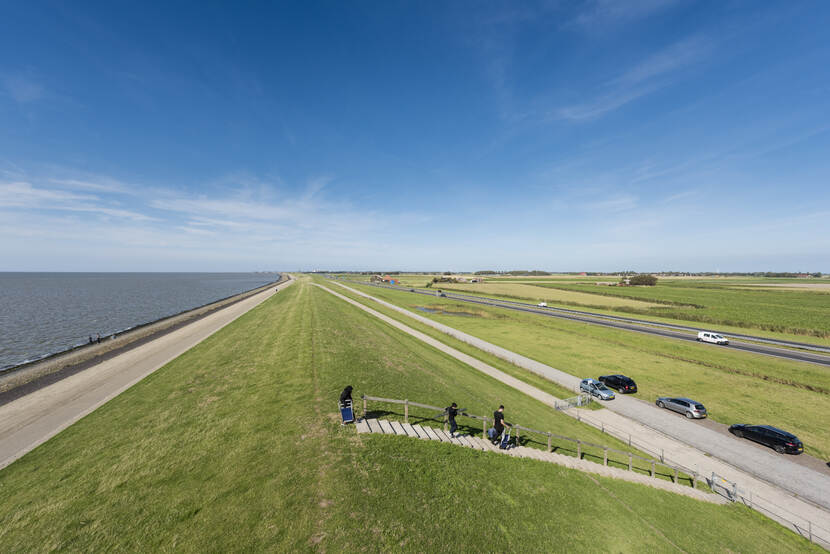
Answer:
[360, 282, 830, 365]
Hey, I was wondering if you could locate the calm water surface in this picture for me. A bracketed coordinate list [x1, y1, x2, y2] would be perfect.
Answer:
[0, 272, 281, 371]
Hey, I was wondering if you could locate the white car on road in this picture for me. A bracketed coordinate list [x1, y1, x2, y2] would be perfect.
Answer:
[697, 331, 729, 345]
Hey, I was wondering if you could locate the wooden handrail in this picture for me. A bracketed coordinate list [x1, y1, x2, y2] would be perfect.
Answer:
[360, 393, 694, 485]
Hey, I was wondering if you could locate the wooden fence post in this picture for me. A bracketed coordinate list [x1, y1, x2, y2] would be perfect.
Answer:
[547, 432, 552, 452]
[444, 412, 448, 432]
[650, 461, 655, 477]
[577, 441, 581, 459]
[673, 467, 678, 483]
[692, 472, 697, 489]
[628, 453, 632, 472]
[404, 399, 408, 424]
[603, 448, 608, 466]
[483, 418, 487, 440]
[515, 427, 520, 445]
[363, 396, 367, 419]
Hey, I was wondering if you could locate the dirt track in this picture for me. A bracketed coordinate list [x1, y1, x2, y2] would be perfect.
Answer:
[0, 277, 294, 471]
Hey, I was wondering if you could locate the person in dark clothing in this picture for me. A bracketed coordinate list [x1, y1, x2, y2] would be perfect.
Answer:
[446, 402, 459, 437]
[88, 336, 93, 344]
[492, 405, 510, 444]
[339, 385, 353, 404]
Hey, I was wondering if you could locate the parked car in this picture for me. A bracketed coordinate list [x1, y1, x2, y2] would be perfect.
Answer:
[580, 378, 615, 400]
[538, 302, 547, 307]
[439, 293, 446, 297]
[697, 331, 729, 345]
[410, 288, 415, 292]
[729, 424, 803, 454]
[656, 397, 707, 419]
[598, 374, 637, 393]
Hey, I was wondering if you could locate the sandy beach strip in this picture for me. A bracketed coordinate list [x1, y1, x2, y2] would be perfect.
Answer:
[0, 276, 294, 471]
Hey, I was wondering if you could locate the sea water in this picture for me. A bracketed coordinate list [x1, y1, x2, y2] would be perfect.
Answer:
[0, 272, 281, 371]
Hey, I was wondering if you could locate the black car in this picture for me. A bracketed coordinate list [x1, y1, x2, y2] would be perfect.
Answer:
[729, 424, 803, 454]
[598, 374, 637, 393]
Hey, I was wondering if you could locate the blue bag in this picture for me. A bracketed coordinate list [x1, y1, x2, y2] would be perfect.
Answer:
[339, 399, 354, 424]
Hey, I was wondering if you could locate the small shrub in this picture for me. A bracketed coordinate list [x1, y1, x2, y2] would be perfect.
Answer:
[628, 274, 658, 286]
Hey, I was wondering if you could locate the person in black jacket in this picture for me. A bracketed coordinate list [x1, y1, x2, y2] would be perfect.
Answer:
[446, 402, 459, 437]
[339, 385, 353, 405]
[492, 405, 510, 444]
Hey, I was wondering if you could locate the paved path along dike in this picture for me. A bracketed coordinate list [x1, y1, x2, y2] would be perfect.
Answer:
[320, 282, 830, 547]
[356, 417, 725, 504]
[0, 276, 294, 471]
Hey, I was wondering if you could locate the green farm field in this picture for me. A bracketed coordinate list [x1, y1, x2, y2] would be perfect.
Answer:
[343, 282, 830, 460]
[525, 279, 830, 339]
[369, 274, 830, 345]
[439, 281, 662, 309]
[0, 279, 817, 552]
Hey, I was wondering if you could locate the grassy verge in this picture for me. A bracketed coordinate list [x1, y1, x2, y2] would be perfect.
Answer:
[315, 280, 597, 406]
[389, 278, 830, 348]
[0, 280, 819, 551]
[530, 281, 830, 339]
[341, 281, 830, 459]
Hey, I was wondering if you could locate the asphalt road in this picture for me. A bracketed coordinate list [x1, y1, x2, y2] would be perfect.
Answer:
[326, 281, 830, 544]
[358, 282, 830, 367]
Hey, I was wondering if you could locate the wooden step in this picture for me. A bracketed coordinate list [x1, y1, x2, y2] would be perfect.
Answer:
[420, 426, 443, 441]
[410, 424, 431, 440]
[377, 419, 396, 435]
[399, 422, 420, 438]
[389, 421, 407, 435]
[355, 419, 370, 434]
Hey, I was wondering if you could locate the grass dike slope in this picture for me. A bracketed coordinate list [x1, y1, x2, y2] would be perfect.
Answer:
[346, 282, 830, 460]
[0, 280, 818, 552]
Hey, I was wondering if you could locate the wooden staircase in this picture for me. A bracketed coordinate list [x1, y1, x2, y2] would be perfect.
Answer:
[355, 418, 725, 504]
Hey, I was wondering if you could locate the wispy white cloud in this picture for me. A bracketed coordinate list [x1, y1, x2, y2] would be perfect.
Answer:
[586, 193, 638, 213]
[0, 181, 153, 221]
[0, 168, 433, 270]
[49, 178, 134, 195]
[1, 73, 44, 103]
[555, 36, 713, 121]
[573, 0, 678, 28]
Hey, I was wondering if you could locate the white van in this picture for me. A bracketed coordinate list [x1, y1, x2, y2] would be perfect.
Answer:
[697, 331, 729, 345]
[537, 302, 547, 307]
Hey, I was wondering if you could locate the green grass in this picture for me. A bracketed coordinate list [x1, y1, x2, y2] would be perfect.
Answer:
[345, 276, 830, 347]
[531, 279, 830, 338]
[342, 281, 830, 460]
[317, 281, 599, 408]
[438, 281, 662, 309]
[0, 279, 819, 552]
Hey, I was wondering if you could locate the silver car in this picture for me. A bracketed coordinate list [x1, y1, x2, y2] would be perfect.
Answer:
[656, 397, 707, 419]
[580, 378, 615, 400]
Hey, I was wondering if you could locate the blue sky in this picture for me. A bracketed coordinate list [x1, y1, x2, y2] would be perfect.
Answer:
[2, 1, 829, 272]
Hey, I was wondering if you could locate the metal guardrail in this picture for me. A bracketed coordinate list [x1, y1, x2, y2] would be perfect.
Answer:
[360, 394, 697, 488]
[710, 473, 830, 549]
